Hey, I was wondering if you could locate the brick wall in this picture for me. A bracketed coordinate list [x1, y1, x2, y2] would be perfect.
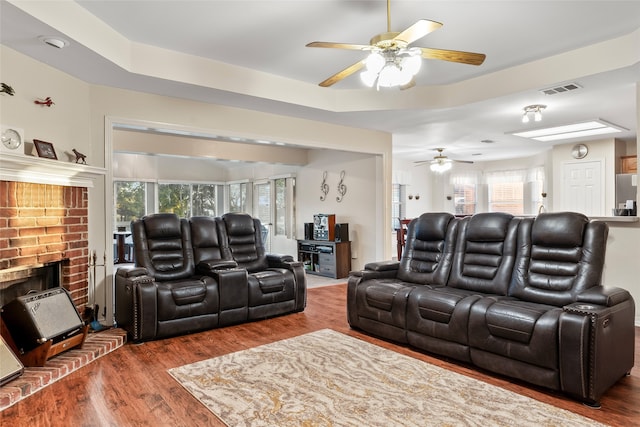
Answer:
[0, 180, 89, 309]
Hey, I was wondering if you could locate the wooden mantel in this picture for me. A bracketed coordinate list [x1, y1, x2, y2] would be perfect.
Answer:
[0, 153, 106, 188]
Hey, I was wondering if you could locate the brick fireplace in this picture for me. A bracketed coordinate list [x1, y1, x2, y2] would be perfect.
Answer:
[0, 180, 89, 311]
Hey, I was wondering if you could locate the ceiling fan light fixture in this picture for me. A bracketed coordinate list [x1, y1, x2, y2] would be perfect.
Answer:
[400, 49, 422, 75]
[365, 52, 385, 73]
[363, 49, 420, 89]
[360, 70, 378, 87]
[430, 160, 452, 173]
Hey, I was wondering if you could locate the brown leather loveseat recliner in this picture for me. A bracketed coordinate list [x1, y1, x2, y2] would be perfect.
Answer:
[116, 212, 306, 342]
[347, 211, 635, 406]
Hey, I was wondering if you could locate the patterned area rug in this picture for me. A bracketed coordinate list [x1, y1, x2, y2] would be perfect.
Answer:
[168, 329, 606, 427]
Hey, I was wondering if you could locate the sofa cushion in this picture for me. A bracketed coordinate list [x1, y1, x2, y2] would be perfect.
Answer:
[365, 283, 407, 311]
[133, 213, 196, 281]
[484, 300, 550, 343]
[220, 213, 270, 272]
[412, 287, 479, 324]
[354, 279, 417, 334]
[247, 269, 295, 306]
[509, 212, 609, 306]
[469, 297, 561, 369]
[396, 213, 458, 286]
[253, 270, 285, 294]
[156, 277, 219, 321]
[447, 213, 519, 295]
[190, 216, 227, 265]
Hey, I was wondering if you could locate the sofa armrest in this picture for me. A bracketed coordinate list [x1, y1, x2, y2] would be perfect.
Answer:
[348, 260, 400, 281]
[575, 286, 631, 307]
[560, 294, 635, 404]
[364, 260, 400, 272]
[265, 254, 306, 312]
[196, 260, 238, 274]
[266, 253, 295, 264]
[114, 270, 156, 342]
[116, 265, 151, 279]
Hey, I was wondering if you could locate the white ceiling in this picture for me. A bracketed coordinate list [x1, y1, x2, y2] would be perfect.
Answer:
[1, 0, 639, 164]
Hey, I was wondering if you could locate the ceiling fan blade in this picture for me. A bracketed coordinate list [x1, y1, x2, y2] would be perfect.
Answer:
[413, 160, 431, 165]
[395, 19, 442, 45]
[318, 60, 366, 87]
[419, 47, 486, 65]
[306, 41, 371, 51]
[453, 159, 474, 164]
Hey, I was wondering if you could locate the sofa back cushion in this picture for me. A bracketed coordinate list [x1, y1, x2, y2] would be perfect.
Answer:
[189, 216, 227, 264]
[132, 213, 195, 281]
[219, 212, 269, 272]
[396, 212, 458, 285]
[447, 212, 519, 295]
[509, 212, 608, 306]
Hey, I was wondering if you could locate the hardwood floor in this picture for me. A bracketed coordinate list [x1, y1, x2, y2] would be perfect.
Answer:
[2, 284, 638, 426]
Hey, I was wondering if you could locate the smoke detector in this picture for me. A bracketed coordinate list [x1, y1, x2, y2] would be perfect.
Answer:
[38, 36, 69, 49]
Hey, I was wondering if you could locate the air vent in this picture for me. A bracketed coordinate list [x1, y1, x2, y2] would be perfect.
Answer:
[540, 83, 582, 95]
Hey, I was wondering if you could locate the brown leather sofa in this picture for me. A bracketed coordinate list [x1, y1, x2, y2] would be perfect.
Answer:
[116, 212, 306, 342]
[348, 211, 635, 406]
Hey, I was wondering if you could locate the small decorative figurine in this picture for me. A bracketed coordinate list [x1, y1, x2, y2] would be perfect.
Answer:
[72, 148, 87, 164]
[34, 97, 55, 107]
[1, 83, 15, 96]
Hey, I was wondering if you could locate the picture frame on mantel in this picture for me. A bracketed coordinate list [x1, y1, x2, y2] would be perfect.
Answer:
[33, 139, 57, 160]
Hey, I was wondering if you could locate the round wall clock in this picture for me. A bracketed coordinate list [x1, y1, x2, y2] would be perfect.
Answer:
[571, 144, 588, 159]
[1, 126, 24, 154]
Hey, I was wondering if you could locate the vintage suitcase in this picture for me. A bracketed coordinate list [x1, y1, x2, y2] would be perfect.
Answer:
[1, 287, 84, 353]
[0, 335, 24, 386]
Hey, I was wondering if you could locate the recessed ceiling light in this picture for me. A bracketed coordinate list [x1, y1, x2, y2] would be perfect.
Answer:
[38, 36, 69, 49]
[509, 119, 626, 142]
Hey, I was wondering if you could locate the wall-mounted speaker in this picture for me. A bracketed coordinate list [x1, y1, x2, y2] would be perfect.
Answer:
[334, 223, 349, 242]
[1, 287, 84, 352]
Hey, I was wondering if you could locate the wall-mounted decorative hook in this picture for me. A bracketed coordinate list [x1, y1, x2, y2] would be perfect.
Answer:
[336, 170, 347, 202]
[1, 83, 15, 96]
[34, 96, 55, 107]
[320, 171, 329, 201]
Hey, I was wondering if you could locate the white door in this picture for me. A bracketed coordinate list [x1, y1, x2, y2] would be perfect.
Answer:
[561, 160, 604, 216]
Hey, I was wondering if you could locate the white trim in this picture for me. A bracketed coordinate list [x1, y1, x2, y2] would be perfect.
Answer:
[0, 152, 106, 187]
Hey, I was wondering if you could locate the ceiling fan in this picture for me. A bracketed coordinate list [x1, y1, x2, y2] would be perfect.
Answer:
[306, 0, 486, 88]
[414, 148, 474, 172]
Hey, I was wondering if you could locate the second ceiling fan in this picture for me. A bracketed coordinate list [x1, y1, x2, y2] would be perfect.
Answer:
[306, 0, 486, 88]
[414, 148, 474, 172]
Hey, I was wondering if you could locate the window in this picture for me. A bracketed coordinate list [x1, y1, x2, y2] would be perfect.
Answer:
[489, 182, 524, 214]
[274, 178, 286, 236]
[391, 183, 406, 230]
[159, 183, 191, 217]
[192, 183, 218, 216]
[453, 184, 477, 215]
[228, 182, 248, 213]
[486, 170, 526, 215]
[451, 171, 478, 215]
[114, 181, 148, 231]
